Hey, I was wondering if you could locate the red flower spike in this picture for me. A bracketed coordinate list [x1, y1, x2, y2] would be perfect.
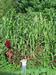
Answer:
[5, 40, 11, 48]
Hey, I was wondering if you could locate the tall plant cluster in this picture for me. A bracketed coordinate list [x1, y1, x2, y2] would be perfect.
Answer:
[0, 0, 56, 73]
[0, 9, 56, 67]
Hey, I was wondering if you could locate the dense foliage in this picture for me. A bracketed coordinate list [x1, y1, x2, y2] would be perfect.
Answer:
[0, 0, 56, 16]
[15, 0, 56, 12]
[0, 0, 56, 75]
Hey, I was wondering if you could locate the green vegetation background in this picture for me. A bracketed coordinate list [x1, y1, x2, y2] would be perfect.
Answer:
[0, 0, 56, 75]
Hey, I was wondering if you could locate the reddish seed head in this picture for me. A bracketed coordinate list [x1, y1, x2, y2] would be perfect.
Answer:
[6, 50, 14, 59]
[5, 40, 11, 48]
